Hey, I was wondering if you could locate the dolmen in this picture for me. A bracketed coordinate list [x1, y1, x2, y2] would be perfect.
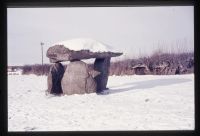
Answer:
[132, 63, 149, 75]
[46, 38, 123, 95]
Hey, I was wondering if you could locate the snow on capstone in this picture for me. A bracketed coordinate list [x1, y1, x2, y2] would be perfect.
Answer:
[53, 38, 115, 52]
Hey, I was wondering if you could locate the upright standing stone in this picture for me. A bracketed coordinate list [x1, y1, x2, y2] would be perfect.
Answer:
[47, 62, 65, 94]
[94, 57, 111, 93]
[61, 60, 99, 95]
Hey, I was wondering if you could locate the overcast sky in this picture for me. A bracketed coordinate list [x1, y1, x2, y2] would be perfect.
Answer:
[7, 6, 194, 66]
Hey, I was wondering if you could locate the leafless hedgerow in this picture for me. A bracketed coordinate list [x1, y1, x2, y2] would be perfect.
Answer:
[12, 52, 193, 76]
[108, 52, 194, 76]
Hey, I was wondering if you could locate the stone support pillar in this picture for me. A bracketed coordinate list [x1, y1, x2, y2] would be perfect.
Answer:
[94, 57, 111, 93]
[47, 62, 65, 94]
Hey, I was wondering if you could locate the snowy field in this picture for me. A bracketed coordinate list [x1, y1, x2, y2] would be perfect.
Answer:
[8, 74, 194, 131]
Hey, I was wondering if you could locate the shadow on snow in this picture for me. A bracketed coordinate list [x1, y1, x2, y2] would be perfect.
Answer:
[108, 78, 192, 94]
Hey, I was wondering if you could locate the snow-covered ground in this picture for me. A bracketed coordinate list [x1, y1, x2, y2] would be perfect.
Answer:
[8, 74, 194, 131]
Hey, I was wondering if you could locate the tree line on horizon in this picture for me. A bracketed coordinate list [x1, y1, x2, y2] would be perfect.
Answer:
[9, 52, 194, 76]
